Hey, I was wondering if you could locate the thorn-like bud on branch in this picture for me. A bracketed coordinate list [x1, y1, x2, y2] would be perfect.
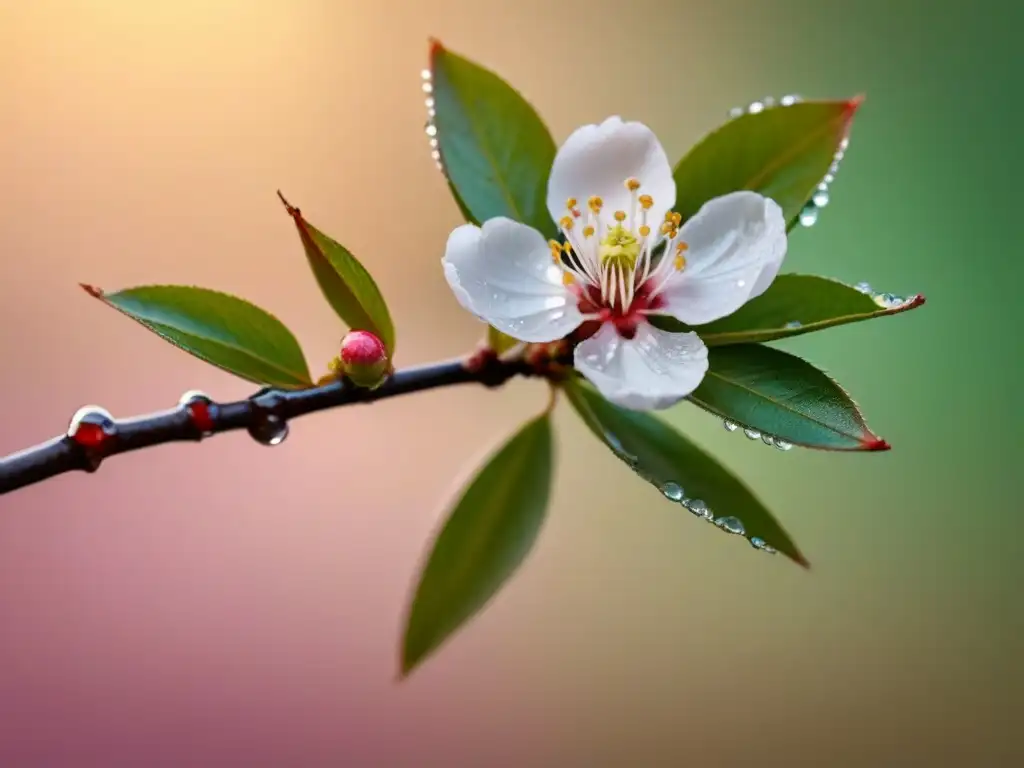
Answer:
[339, 331, 389, 389]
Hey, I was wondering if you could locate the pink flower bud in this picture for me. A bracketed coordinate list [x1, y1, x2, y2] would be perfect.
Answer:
[339, 330, 389, 389]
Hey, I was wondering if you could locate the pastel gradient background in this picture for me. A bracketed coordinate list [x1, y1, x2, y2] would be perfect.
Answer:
[1, 0, 1019, 765]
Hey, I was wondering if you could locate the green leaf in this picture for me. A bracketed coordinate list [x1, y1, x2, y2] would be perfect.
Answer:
[673, 99, 861, 230]
[401, 413, 554, 677]
[278, 193, 396, 356]
[82, 283, 312, 389]
[563, 379, 807, 567]
[429, 40, 557, 238]
[689, 344, 888, 452]
[695, 274, 926, 347]
[486, 326, 520, 355]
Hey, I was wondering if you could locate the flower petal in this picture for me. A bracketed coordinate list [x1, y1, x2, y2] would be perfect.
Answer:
[656, 192, 787, 326]
[547, 117, 675, 228]
[442, 218, 583, 343]
[573, 323, 709, 411]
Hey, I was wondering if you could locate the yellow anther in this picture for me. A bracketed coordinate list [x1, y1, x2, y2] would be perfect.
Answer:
[566, 197, 577, 209]
[676, 241, 689, 253]
[671, 212, 683, 227]
[562, 241, 573, 252]
[549, 239, 561, 250]
[639, 225, 651, 237]
[588, 196, 603, 212]
[673, 255, 687, 271]
[638, 194, 654, 210]
[583, 225, 595, 238]
[560, 216, 574, 230]
[660, 221, 675, 235]
[613, 210, 626, 222]
[665, 211, 675, 222]
[625, 178, 641, 191]
[562, 272, 575, 286]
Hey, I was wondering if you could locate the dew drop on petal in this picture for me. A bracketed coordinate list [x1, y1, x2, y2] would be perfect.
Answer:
[744, 428, 762, 440]
[723, 420, 738, 432]
[774, 439, 794, 451]
[812, 190, 830, 207]
[761, 434, 776, 446]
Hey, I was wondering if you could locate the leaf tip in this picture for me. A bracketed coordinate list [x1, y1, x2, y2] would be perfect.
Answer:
[428, 37, 445, 56]
[276, 190, 300, 219]
[846, 93, 866, 113]
[79, 283, 104, 299]
[794, 552, 812, 570]
[862, 436, 891, 452]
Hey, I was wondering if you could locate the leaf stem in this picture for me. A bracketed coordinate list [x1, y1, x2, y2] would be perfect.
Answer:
[0, 353, 548, 496]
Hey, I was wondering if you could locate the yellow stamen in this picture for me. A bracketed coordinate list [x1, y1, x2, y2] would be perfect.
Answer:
[588, 196, 603, 213]
[562, 272, 575, 286]
[671, 212, 683, 227]
[560, 216, 574, 230]
[624, 178, 641, 191]
[639, 225, 651, 237]
[674, 255, 687, 271]
[664, 211, 675, 222]
[566, 197, 577, 209]
[638, 194, 653, 210]
[676, 241, 689, 253]
[613, 210, 626, 222]
[583, 225, 595, 238]
[660, 222, 674, 235]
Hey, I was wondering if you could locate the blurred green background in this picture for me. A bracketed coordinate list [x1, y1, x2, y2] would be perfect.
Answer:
[1, 0, 1019, 765]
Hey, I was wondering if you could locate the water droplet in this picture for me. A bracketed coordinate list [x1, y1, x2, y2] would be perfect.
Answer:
[248, 391, 289, 447]
[750, 537, 777, 554]
[780, 94, 800, 106]
[67, 405, 117, 470]
[774, 439, 793, 451]
[429, 138, 439, 148]
[427, 108, 436, 118]
[420, 69, 432, 80]
[424, 97, 435, 108]
[685, 499, 713, 520]
[784, 320, 802, 329]
[823, 173, 835, 184]
[425, 124, 437, 137]
[431, 149, 441, 161]
[812, 189, 830, 207]
[747, 101, 765, 114]
[761, 434, 776, 446]
[661, 482, 685, 502]
[728, 106, 744, 118]
[715, 516, 746, 535]
[723, 420, 738, 432]
[178, 390, 216, 437]
[799, 204, 819, 227]
[839, 137, 849, 151]
[829, 160, 841, 174]
[422, 82, 433, 93]
[854, 281, 873, 294]
[874, 292, 906, 309]
[743, 428, 761, 440]
[736, 279, 746, 288]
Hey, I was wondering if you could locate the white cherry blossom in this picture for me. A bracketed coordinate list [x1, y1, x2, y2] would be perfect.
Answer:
[443, 117, 787, 410]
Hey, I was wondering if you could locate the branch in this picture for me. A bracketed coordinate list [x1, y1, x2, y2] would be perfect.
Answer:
[0, 352, 544, 496]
